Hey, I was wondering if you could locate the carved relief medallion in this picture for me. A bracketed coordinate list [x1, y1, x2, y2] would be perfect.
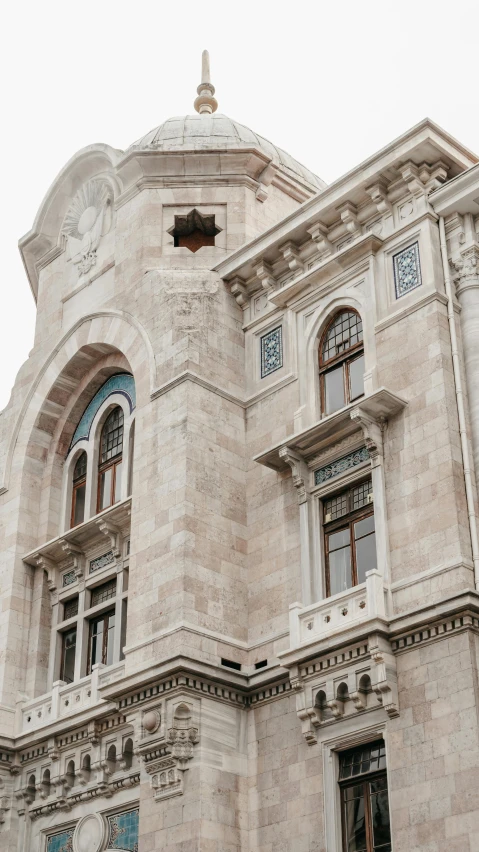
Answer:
[62, 179, 113, 276]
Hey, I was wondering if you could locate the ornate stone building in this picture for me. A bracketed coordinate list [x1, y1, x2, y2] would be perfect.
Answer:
[1, 52, 479, 851]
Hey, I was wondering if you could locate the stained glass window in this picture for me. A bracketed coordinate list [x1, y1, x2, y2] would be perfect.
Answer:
[107, 807, 139, 851]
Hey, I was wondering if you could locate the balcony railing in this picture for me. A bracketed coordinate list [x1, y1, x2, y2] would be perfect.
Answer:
[288, 569, 387, 649]
[17, 662, 125, 735]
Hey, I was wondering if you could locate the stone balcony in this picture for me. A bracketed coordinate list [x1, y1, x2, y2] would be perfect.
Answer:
[17, 662, 124, 736]
[286, 569, 388, 654]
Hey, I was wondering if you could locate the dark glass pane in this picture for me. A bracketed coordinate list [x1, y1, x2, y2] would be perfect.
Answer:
[349, 354, 365, 401]
[355, 515, 375, 539]
[91, 580, 116, 608]
[324, 365, 346, 414]
[63, 597, 79, 621]
[344, 784, 364, 801]
[328, 528, 351, 551]
[90, 619, 104, 668]
[370, 783, 391, 849]
[106, 614, 115, 666]
[328, 545, 352, 595]
[355, 531, 377, 585]
[99, 468, 113, 510]
[322, 311, 363, 362]
[344, 792, 367, 852]
[62, 629, 76, 683]
[101, 408, 124, 463]
[73, 451, 87, 481]
[114, 461, 122, 503]
[73, 483, 86, 526]
[340, 742, 385, 779]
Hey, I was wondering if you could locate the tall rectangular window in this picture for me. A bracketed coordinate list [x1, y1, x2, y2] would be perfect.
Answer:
[87, 610, 115, 673]
[60, 628, 77, 684]
[324, 479, 376, 597]
[340, 741, 391, 852]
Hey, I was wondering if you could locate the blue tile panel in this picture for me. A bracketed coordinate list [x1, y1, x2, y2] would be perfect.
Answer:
[107, 807, 139, 851]
[46, 828, 74, 852]
[260, 326, 283, 378]
[69, 373, 136, 452]
[62, 570, 76, 587]
[314, 446, 370, 486]
[90, 550, 115, 574]
[393, 242, 422, 298]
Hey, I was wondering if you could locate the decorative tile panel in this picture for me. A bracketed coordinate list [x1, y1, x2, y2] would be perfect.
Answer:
[46, 828, 74, 852]
[89, 550, 115, 574]
[314, 446, 370, 486]
[69, 373, 136, 451]
[62, 570, 76, 588]
[107, 808, 139, 851]
[393, 242, 422, 298]
[260, 326, 283, 378]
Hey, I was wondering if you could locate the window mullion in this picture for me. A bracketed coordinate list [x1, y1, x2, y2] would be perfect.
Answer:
[364, 779, 373, 852]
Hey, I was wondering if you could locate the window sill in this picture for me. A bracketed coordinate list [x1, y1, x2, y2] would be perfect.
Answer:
[254, 387, 407, 471]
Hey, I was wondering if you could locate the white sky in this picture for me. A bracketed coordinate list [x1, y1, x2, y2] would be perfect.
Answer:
[1, 0, 478, 410]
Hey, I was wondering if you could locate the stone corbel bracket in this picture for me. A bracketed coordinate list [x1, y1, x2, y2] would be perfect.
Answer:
[350, 407, 386, 466]
[229, 276, 248, 309]
[279, 447, 309, 504]
[35, 554, 57, 593]
[255, 260, 277, 294]
[400, 160, 448, 199]
[279, 240, 304, 277]
[0, 777, 10, 825]
[255, 163, 276, 202]
[60, 539, 85, 580]
[139, 700, 199, 803]
[96, 520, 122, 559]
[338, 201, 361, 239]
[307, 220, 334, 257]
[369, 633, 399, 718]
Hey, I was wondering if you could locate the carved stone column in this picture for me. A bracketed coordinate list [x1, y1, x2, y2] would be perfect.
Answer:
[279, 447, 317, 604]
[350, 408, 392, 598]
[454, 228, 479, 485]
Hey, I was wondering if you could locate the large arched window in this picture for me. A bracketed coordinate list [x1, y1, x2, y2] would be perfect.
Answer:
[319, 310, 364, 415]
[98, 407, 124, 512]
[71, 451, 87, 528]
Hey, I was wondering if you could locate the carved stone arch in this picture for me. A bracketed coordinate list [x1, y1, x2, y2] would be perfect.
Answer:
[19, 144, 123, 299]
[2, 310, 156, 504]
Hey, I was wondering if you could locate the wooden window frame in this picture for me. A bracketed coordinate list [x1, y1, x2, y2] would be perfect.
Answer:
[60, 627, 77, 684]
[70, 452, 87, 528]
[97, 456, 122, 513]
[97, 407, 124, 512]
[340, 769, 390, 852]
[87, 609, 115, 675]
[319, 310, 364, 415]
[324, 480, 374, 598]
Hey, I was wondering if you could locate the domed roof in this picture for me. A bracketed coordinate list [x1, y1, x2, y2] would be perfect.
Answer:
[128, 113, 324, 190]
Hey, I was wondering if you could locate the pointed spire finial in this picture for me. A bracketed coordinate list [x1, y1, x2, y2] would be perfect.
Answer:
[194, 50, 218, 115]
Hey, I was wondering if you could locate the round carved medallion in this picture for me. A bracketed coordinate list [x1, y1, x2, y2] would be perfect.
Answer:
[73, 813, 104, 852]
[143, 708, 161, 733]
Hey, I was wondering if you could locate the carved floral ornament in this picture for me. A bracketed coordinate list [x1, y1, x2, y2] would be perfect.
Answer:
[139, 700, 199, 802]
[62, 179, 113, 277]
